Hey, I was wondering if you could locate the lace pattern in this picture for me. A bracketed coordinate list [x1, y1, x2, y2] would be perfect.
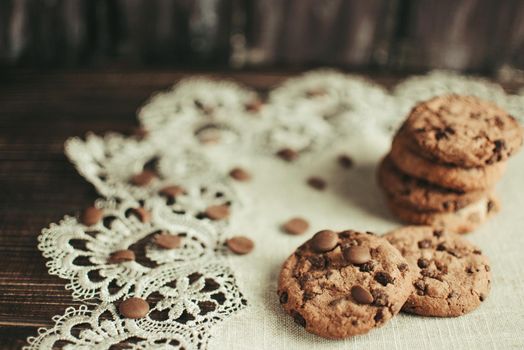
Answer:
[27, 70, 524, 349]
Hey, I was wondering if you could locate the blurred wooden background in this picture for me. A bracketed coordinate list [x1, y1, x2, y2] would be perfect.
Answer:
[1, 0, 524, 74]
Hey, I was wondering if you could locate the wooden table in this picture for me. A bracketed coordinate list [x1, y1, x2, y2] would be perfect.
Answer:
[0, 70, 516, 349]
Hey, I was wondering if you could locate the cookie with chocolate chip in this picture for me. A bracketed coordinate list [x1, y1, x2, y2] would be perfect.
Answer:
[402, 94, 523, 167]
[385, 194, 499, 234]
[277, 230, 413, 339]
[390, 131, 506, 191]
[378, 155, 487, 212]
[385, 226, 491, 317]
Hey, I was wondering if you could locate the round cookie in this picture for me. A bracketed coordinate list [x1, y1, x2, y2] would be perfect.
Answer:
[385, 194, 499, 234]
[390, 131, 506, 191]
[277, 229, 413, 339]
[403, 94, 523, 167]
[378, 155, 487, 212]
[384, 226, 491, 317]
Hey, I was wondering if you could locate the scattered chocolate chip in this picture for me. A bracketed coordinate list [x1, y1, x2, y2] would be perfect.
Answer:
[487, 200, 495, 212]
[282, 217, 309, 235]
[473, 249, 482, 255]
[311, 230, 338, 253]
[306, 88, 327, 98]
[245, 99, 263, 113]
[279, 291, 288, 304]
[375, 272, 394, 286]
[337, 154, 354, 168]
[226, 236, 254, 255]
[129, 207, 151, 223]
[159, 185, 186, 199]
[343, 246, 371, 265]
[417, 258, 430, 269]
[276, 148, 298, 162]
[153, 233, 182, 249]
[433, 230, 443, 238]
[307, 177, 326, 191]
[108, 249, 135, 264]
[418, 239, 432, 249]
[494, 139, 506, 151]
[119, 297, 150, 319]
[479, 293, 486, 302]
[130, 170, 156, 186]
[292, 311, 306, 327]
[229, 167, 251, 181]
[81, 206, 103, 226]
[351, 285, 374, 304]
[205, 205, 230, 220]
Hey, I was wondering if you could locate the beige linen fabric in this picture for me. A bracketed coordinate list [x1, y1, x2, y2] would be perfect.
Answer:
[208, 135, 524, 350]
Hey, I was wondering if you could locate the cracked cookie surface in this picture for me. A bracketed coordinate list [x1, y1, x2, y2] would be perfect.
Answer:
[403, 94, 523, 167]
[277, 230, 413, 339]
[390, 130, 506, 191]
[378, 155, 487, 212]
[385, 226, 491, 317]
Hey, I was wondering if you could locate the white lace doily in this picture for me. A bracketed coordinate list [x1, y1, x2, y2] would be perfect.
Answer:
[27, 70, 524, 349]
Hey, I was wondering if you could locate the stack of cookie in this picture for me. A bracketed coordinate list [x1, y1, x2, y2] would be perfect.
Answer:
[379, 95, 523, 233]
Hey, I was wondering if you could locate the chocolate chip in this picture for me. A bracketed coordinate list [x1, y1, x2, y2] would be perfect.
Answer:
[494, 139, 506, 151]
[351, 285, 373, 304]
[337, 154, 354, 168]
[81, 206, 103, 226]
[398, 263, 409, 272]
[418, 239, 432, 249]
[226, 236, 254, 255]
[292, 311, 306, 327]
[375, 272, 394, 286]
[205, 205, 230, 220]
[153, 233, 182, 249]
[130, 170, 156, 186]
[359, 261, 376, 272]
[307, 177, 326, 191]
[308, 255, 326, 269]
[436, 243, 446, 251]
[479, 293, 486, 302]
[306, 88, 326, 98]
[279, 291, 288, 304]
[374, 309, 384, 322]
[119, 297, 149, 319]
[276, 148, 298, 162]
[414, 280, 426, 294]
[417, 258, 430, 268]
[343, 246, 371, 265]
[282, 217, 309, 235]
[310, 230, 338, 253]
[229, 167, 251, 181]
[245, 99, 263, 113]
[108, 249, 135, 263]
[129, 207, 151, 223]
[433, 230, 443, 238]
[159, 185, 186, 199]
[487, 200, 495, 212]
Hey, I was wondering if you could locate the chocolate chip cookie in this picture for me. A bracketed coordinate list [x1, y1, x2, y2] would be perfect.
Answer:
[390, 131, 506, 191]
[385, 194, 499, 234]
[278, 230, 413, 339]
[385, 226, 491, 317]
[378, 155, 487, 212]
[403, 94, 523, 167]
